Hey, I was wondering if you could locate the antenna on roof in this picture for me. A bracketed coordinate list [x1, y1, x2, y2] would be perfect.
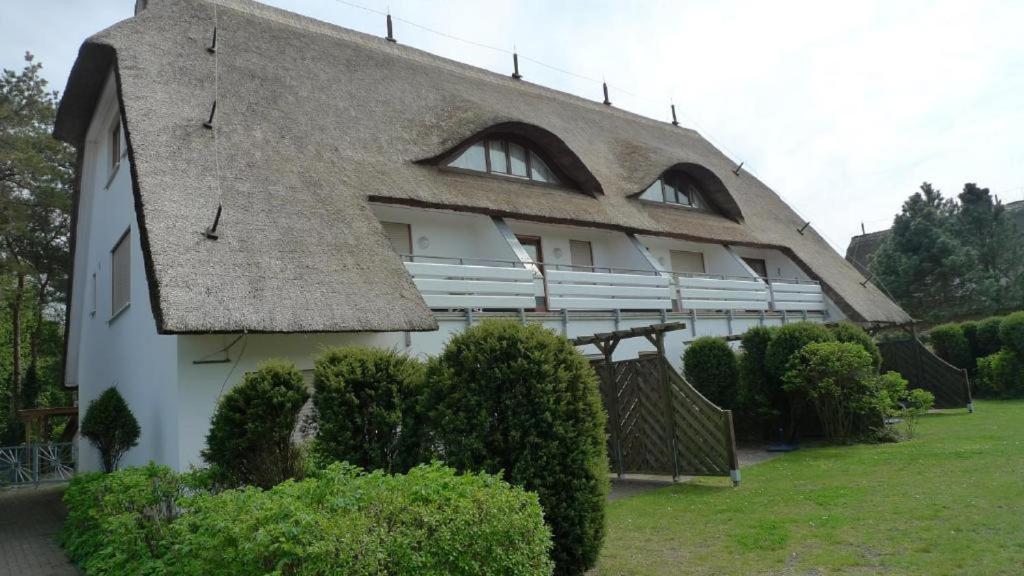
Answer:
[385, 13, 397, 43]
[797, 221, 811, 235]
[203, 101, 216, 129]
[670, 103, 679, 126]
[512, 50, 522, 80]
[207, 27, 217, 54]
[732, 161, 744, 176]
[602, 81, 611, 106]
[205, 204, 222, 240]
[861, 222, 866, 235]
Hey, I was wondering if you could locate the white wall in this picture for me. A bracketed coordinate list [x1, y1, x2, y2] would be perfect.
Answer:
[507, 220, 653, 272]
[638, 236, 752, 278]
[370, 204, 515, 265]
[69, 73, 179, 471]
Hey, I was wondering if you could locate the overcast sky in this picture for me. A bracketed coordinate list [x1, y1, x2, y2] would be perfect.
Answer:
[4, 0, 1023, 252]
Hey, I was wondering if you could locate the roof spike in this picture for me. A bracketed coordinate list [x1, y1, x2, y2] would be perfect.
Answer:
[511, 51, 522, 80]
[670, 103, 679, 126]
[385, 13, 396, 43]
[797, 221, 811, 235]
[207, 27, 217, 54]
[732, 161, 744, 176]
[602, 81, 611, 106]
[204, 204, 222, 240]
[203, 100, 216, 129]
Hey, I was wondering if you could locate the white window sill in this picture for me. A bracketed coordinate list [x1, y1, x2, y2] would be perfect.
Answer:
[108, 302, 131, 324]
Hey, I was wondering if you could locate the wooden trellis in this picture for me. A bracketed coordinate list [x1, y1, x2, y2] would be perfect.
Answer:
[574, 323, 740, 485]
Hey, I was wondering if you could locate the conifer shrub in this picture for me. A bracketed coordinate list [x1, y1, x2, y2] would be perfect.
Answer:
[312, 346, 425, 473]
[80, 387, 140, 473]
[976, 316, 1005, 357]
[424, 320, 608, 576]
[928, 323, 973, 371]
[998, 311, 1024, 357]
[682, 337, 739, 408]
[829, 321, 882, 370]
[203, 360, 308, 488]
[737, 326, 777, 426]
[960, 320, 980, 366]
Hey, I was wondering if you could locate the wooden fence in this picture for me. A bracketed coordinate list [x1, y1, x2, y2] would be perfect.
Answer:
[878, 338, 973, 410]
[593, 354, 740, 483]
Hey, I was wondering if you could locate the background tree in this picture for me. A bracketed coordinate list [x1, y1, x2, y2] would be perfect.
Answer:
[0, 52, 74, 443]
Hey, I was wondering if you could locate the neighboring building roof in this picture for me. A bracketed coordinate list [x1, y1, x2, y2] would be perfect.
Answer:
[846, 200, 1024, 278]
[54, 0, 911, 332]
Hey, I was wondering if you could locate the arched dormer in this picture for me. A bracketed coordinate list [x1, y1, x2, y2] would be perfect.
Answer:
[633, 163, 744, 222]
[419, 122, 603, 196]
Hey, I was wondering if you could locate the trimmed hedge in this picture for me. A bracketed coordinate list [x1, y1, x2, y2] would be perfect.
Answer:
[203, 360, 309, 488]
[928, 323, 973, 371]
[829, 322, 882, 370]
[61, 463, 553, 576]
[977, 350, 1024, 398]
[976, 316, 1005, 357]
[764, 322, 835, 381]
[424, 320, 608, 576]
[737, 326, 775, 418]
[312, 347, 425, 473]
[999, 311, 1024, 357]
[682, 337, 739, 409]
[80, 387, 140, 473]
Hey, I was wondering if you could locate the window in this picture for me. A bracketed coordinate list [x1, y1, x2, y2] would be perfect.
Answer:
[110, 119, 122, 174]
[381, 221, 412, 255]
[743, 257, 768, 279]
[569, 240, 594, 270]
[447, 138, 562, 185]
[639, 171, 706, 209]
[670, 250, 705, 274]
[111, 230, 131, 317]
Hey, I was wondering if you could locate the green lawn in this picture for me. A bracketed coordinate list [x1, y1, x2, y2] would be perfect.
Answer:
[595, 401, 1024, 576]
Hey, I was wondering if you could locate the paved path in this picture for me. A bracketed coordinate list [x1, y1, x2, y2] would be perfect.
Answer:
[608, 445, 781, 500]
[0, 484, 79, 576]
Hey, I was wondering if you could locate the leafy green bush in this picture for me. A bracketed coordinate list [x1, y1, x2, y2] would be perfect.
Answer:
[829, 322, 882, 370]
[976, 316, 1005, 357]
[80, 387, 140, 472]
[900, 387, 935, 439]
[765, 322, 835, 380]
[928, 323, 973, 371]
[782, 342, 886, 442]
[203, 360, 309, 488]
[998, 311, 1024, 357]
[737, 326, 776, 424]
[682, 337, 739, 409]
[312, 347, 425, 473]
[976, 350, 1024, 398]
[62, 463, 553, 576]
[424, 320, 607, 576]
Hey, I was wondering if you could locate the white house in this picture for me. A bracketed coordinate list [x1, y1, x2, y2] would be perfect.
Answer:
[54, 0, 910, 472]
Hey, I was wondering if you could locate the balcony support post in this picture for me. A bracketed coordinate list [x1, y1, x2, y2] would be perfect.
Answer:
[561, 308, 569, 336]
[690, 309, 698, 337]
[614, 308, 621, 331]
[466, 308, 474, 327]
[727, 309, 734, 335]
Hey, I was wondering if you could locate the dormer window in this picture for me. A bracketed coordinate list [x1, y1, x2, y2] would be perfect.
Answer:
[639, 171, 707, 209]
[447, 138, 561, 185]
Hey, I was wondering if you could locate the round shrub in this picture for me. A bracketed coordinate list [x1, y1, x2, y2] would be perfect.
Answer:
[765, 321, 835, 380]
[425, 320, 607, 576]
[737, 326, 776, 421]
[203, 360, 309, 488]
[80, 387, 140, 473]
[960, 321, 980, 364]
[976, 350, 1024, 398]
[312, 346, 425, 473]
[999, 311, 1024, 357]
[976, 316, 1005, 357]
[682, 337, 739, 409]
[928, 323, 973, 371]
[829, 322, 882, 370]
[782, 342, 882, 441]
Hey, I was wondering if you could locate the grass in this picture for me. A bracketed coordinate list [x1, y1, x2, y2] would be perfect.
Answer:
[595, 400, 1024, 575]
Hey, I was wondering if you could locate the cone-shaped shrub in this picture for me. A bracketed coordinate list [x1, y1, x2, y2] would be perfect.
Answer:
[425, 320, 608, 576]
[80, 387, 140, 473]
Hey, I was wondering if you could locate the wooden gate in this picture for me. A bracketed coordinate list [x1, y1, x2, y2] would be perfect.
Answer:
[575, 323, 740, 485]
[878, 338, 973, 410]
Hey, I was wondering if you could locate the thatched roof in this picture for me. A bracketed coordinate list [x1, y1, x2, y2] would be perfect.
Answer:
[55, 0, 910, 332]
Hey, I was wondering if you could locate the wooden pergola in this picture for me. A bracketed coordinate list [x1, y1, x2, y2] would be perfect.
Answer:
[17, 406, 78, 445]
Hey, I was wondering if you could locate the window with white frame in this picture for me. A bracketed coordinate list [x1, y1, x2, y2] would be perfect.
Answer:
[111, 230, 130, 317]
[446, 137, 561, 185]
[639, 171, 708, 209]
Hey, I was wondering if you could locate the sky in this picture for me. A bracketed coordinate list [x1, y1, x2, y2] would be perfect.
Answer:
[4, 0, 1023, 252]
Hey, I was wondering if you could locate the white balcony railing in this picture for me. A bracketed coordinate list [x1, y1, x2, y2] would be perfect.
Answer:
[543, 266, 672, 311]
[403, 257, 536, 309]
[675, 274, 771, 311]
[769, 280, 827, 312]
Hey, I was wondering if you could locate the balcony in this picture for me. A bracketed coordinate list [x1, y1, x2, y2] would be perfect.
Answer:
[674, 273, 771, 311]
[768, 279, 827, 312]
